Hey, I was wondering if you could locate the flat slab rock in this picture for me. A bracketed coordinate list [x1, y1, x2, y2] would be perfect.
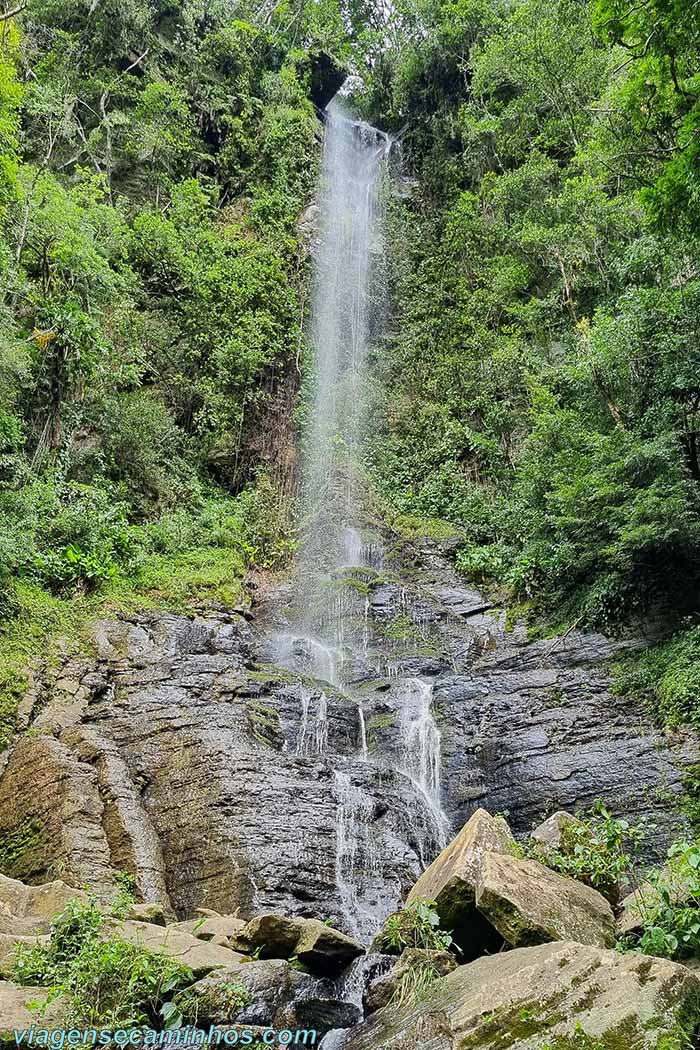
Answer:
[0, 982, 64, 1037]
[330, 940, 700, 1049]
[108, 920, 244, 978]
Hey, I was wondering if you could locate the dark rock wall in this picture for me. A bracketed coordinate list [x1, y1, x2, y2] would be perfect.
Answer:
[0, 539, 695, 937]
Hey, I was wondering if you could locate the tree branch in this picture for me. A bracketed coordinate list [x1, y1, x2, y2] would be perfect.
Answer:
[0, 4, 25, 22]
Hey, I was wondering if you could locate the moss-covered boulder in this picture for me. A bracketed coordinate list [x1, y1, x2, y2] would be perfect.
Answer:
[235, 913, 364, 977]
[0, 872, 88, 936]
[405, 808, 515, 957]
[325, 941, 700, 1049]
[476, 852, 615, 950]
[170, 913, 246, 947]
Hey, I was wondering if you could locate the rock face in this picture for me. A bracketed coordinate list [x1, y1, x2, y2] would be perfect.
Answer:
[328, 941, 700, 1050]
[0, 537, 695, 939]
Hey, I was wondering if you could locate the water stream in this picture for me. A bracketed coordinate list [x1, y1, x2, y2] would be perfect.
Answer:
[271, 97, 449, 940]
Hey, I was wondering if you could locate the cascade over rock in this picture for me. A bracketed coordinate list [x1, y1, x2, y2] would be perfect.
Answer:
[0, 537, 696, 938]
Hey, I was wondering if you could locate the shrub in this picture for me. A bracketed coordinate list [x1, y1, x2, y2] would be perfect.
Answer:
[622, 840, 700, 962]
[614, 626, 700, 730]
[33, 483, 133, 593]
[376, 897, 453, 954]
[13, 899, 193, 1027]
[529, 803, 643, 905]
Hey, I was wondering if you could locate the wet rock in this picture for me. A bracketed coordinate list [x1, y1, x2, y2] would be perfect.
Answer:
[0, 539, 696, 943]
[177, 959, 360, 1035]
[326, 941, 700, 1050]
[365, 948, 457, 1013]
[108, 920, 244, 978]
[476, 852, 615, 949]
[237, 914, 364, 977]
[0, 982, 65, 1037]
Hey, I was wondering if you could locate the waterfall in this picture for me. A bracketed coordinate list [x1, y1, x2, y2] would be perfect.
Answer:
[398, 678, 449, 849]
[296, 99, 391, 592]
[269, 98, 450, 937]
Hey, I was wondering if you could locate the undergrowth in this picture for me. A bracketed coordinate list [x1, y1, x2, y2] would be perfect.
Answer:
[12, 898, 193, 1028]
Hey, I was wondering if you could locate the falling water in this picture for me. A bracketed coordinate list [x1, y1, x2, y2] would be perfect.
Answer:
[271, 99, 450, 937]
[295, 99, 391, 597]
[398, 678, 449, 848]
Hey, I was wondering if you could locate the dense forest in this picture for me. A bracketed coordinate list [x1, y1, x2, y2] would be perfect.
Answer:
[0, 0, 699, 740]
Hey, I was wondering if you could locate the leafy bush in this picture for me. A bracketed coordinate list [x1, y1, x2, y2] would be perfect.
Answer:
[33, 483, 133, 593]
[375, 898, 453, 954]
[13, 899, 193, 1027]
[622, 840, 700, 962]
[529, 804, 643, 905]
[614, 627, 700, 730]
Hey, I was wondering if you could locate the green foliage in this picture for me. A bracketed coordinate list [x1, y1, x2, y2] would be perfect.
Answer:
[360, 0, 700, 633]
[13, 898, 193, 1027]
[529, 804, 643, 904]
[614, 626, 700, 730]
[0, 819, 43, 878]
[376, 898, 454, 954]
[621, 840, 700, 963]
[175, 977, 252, 1028]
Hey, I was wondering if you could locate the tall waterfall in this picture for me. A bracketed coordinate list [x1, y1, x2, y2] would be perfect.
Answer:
[270, 97, 449, 939]
[296, 99, 391, 604]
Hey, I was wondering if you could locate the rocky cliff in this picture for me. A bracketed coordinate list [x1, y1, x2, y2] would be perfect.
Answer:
[0, 535, 694, 940]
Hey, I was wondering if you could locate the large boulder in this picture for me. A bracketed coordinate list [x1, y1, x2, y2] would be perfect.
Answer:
[177, 960, 360, 1035]
[476, 852, 615, 950]
[170, 914, 246, 947]
[407, 808, 514, 905]
[236, 914, 364, 977]
[404, 809, 514, 957]
[327, 941, 700, 1049]
[0, 873, 87, 936]
[0, 982, 65, 1039]
[108, 920, 244, 978]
